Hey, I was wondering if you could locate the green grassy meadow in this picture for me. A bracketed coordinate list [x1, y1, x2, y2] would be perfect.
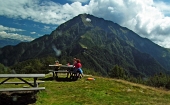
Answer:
[1, 74, 170, 105]
[36, 74, 170, 105]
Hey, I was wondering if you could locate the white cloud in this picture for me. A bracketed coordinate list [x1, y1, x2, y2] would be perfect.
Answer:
[0, 31, 34, 41]
[0, 25, 25, 32]
[86, 18, 91, 22]
[154, 1, 170, 16]
[1, 0, 170, 48]
[68, 0, 89, 3]
[30, 32, 36, 34]
[108, 7, 115, 13]
[0, 0, 89, 25]
[87, 0, 170, 48]
[44, 26, 50, 29]
[0, 25, 34, 41]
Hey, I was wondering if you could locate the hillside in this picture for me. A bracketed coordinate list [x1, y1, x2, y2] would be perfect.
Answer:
[0, 37, 22, 48]
[1, 74, 170, 105]
[0, 14, 169, 77]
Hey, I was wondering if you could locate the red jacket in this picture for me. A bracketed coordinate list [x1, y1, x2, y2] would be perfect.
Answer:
[75, 63, 82, 69]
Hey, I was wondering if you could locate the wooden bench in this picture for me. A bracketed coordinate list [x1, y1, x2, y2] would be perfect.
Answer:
[3, 81, 45, 84]
[3, 81, 45, 87]
[49, 70, 69, 73]
[49, 64, 74, 79]
[0, 74, 45, 92]
[0, 87, 45, 92]
[48, 70, 71, 78]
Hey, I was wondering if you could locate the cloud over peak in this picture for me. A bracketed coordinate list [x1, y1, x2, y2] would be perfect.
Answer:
[1, 0, 170, 48]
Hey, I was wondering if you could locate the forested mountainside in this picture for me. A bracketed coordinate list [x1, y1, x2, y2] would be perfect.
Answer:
[0, 37, 22, 48]
[0, 14, 169, 77]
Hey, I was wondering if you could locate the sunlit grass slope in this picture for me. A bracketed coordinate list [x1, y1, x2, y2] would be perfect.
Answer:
[35, 74, 170, 105]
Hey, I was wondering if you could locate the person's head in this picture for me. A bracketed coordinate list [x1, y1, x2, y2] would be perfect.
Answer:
[73, 58, 77, 62]
[76, 59, 81, 63]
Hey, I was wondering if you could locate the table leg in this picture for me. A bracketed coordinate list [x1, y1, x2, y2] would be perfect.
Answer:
[34, 77, 38, 87]
[66, 68, 69, 78]
[52, 72, 55, 78]
[69, 68, 74, 79]
[55, 67, 59, 79]
[66, 72, 69, 78]
[55, 72, 58, 78]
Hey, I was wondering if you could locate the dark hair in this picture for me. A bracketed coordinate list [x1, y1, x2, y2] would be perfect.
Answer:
[76, 59, 81, 63]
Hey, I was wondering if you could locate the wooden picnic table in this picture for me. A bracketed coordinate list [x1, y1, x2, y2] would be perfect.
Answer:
[49, 64, 74, 79]
[0, 74, 45, 92]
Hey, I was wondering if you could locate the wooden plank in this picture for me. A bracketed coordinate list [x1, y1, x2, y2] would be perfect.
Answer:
[49, 70, 70, 73]
[48, 70, 69, 73]
[0, 87, 45, 92]
[55, 71, 69, 73]
[0, 74, 45, 78]
[60, 65, 73, 68]
[48, 70, 55, 72]
[49, 65, 73, 68]
[3, 81, 45, 84]
[49, 65, 60, 67]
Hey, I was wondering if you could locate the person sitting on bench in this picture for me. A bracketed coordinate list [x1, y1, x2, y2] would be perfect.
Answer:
[74, 59, 83, 78]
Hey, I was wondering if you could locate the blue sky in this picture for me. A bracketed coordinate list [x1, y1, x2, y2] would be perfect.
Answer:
[0, 0, 170, 48]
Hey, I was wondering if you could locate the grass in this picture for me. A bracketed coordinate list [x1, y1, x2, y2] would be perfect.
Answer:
[1, 74, 170, 105]
[36, 74, 170, 105]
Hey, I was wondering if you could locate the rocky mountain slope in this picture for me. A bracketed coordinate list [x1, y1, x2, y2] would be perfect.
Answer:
[0, 14, 169, 77]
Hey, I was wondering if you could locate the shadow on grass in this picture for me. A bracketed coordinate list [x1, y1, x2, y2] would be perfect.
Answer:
[55, 77, 78, 82]
[39, 77, 54, 81]
[0, 91, 37, 105]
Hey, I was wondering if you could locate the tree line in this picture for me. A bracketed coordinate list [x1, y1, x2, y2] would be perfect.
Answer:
[1, 57, 170, 90]
[109, 64, 170, 89]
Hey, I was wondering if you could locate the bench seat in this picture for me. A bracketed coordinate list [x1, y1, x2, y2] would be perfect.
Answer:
[48, 70, 70, 73]
[3, 81, 45, 84]
[0, 87, 45, 92]
[0, 74, 45, 78]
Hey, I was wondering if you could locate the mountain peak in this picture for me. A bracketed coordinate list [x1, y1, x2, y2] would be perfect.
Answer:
[0, 14, 169, 77]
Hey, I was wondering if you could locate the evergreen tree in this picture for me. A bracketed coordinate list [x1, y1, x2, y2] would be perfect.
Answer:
[109, 65, 126, 79]
[0, 63, 10, 73]
[146, 73, 170, 88]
